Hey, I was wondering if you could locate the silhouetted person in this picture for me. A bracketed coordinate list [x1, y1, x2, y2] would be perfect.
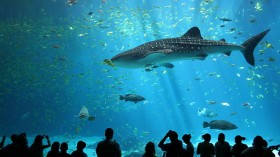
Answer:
[0, 134, 19, 157]
[58, 142, 71, 157]
[215, 133, 231, 157]
[0, 136, 6, 149]
[0, 133, 29, 157]
[17, 132, 30, 157]
[263, 140, 275, 157]
[143, 142, 156, 157]
[241, 135, 267, 157]
[29, 135, 51, 157]
[71, 141, 88, 157]
[47, 141, 60, 157]
[231, 135, 248, 157]
[196, 133, 215, 157]
[182, 134, 194, 157]
[96, 128, 121, 157]
[158, 130, 183, 157]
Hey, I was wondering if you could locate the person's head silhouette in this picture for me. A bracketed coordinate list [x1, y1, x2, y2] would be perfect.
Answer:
[105, 128, 114, 140]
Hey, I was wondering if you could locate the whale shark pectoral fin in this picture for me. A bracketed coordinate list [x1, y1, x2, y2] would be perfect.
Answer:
[160, 63, 174, 68]
[220, 39, 232, 56]
[197, 54, 208, 60]
[224, 51, 232, 56]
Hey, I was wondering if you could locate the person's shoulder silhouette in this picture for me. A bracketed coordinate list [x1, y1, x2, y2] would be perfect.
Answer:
[30, 135, 51, 157]
[143, 142, 156, 157]
[47, 141, 60, 157]
[96, 128, 121, 157]
[71, 141, 88, 157]
[196, 133, 215, 157]
[158, 130, 183, 157]
[58, 142, 71, 157]
[231, 135, 248, 157]
[182, 134, 194, 157]
[241, 136, 274, 157]
[1, 133, 30, 157]
[0, 134, 19, 157]
[214, 133, 231, 157]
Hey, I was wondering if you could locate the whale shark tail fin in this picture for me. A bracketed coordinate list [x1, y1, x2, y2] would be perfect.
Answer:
[241, 29, 270, 66]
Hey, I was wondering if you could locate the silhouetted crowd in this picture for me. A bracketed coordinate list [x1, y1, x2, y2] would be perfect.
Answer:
[158, 130, 279, 157]
[0, 133, 87, 157]
[0, 128, 279, 157]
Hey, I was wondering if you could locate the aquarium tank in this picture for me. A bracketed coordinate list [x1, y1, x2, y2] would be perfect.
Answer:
[0, 0, 279, 156]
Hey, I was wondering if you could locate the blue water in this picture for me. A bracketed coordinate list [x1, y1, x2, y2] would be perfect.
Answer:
[0, 0, 280, 156]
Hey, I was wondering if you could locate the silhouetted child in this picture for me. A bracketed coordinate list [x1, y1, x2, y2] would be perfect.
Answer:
[47, 141, 60, 157]
[29, 135, 51, 157]
[158, 130, 183, 157]
[231, 135, 248, 157]
[58, 142, 71, 157]
[71, 141, 88, 157]
[214, 133, 231, 157]
[196, 133, 215, 157]
[96, 128, 121, 157]
[143, 142, 156, 157]
[182, 134, 194, 157]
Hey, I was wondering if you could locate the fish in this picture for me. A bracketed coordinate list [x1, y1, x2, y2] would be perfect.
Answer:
[144, 63, 174, 72]
[198, 108, 218, 118]
[231, 112, 237, 115]
[219, 17, 233, 22]
[242, 102, 253, 109]
[229, 28, 237, 32]
[52, 44, 60, 49]
[75, 106, 95, 121]
[66, 0, 78, 6]
[207, 100, 217, 105]
[249, 18, 256, 23]
[104, 59, 115, 67]
[120, 94, 145, 103]
[262, 41, 273, 48]
[104, 27, 270, 69]
[203, 120, 238, 130]
[221, 102, 230, 106]
[268, 57, 275, 62]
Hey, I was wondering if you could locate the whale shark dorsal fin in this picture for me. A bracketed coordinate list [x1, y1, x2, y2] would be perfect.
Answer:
[181, 27, 203, 39]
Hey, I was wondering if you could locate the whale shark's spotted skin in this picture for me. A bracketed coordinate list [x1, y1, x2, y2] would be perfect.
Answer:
[107, 27, 270, 69]
[113, 38, 242, 59]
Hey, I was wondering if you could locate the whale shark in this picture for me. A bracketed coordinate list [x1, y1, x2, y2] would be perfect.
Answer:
[104, 27, 270, 69]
